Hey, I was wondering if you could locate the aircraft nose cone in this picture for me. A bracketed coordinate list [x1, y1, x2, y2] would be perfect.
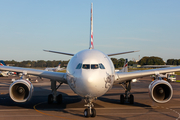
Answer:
[74, 71, 109, 98]
[87, 77, 94, 83]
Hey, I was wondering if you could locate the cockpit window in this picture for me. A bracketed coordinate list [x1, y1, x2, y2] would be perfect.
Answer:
[91, 64, 99, 69]
[99, 63, 105, 69]
[77, 63, 105, 69]
[82, 64, 90, 69]
[76, 63, 82, 69]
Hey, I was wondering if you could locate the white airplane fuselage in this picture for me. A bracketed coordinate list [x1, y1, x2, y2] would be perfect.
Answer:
[66, 49, 115, 98]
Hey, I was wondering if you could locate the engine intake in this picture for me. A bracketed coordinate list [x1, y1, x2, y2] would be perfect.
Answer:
[9, 79, 33, 102]
[149, 80, 173, 103]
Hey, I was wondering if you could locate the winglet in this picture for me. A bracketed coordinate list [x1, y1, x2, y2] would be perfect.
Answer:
[89, 3, 94, 49]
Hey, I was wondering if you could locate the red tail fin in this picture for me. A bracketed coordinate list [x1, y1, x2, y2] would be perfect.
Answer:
[89, 3, 94, 49]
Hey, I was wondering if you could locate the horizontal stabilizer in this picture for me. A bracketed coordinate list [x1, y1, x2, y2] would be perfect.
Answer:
[43, 50, 74, 56]
[107, 50, 139, 56]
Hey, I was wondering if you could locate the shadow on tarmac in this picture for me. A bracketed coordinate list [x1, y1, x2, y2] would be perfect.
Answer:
[0, 86, 82, 115]
[0, 78, 179, 119]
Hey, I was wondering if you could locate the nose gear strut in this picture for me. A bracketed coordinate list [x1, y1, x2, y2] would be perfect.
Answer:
[84, 97, 96, 117]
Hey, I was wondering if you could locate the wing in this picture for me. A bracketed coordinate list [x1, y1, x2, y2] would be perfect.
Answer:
[107, 50, 139, 56]
[43, 50, 74, 56]
[0, 66, 67, 83]
[114, 66, 180, 84]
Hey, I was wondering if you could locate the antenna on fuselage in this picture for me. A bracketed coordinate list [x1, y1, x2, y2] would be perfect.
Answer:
[89, 3, 94, 49]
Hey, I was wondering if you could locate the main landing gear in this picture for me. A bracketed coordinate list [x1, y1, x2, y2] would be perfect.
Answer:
[84, 97, 96, 117]
[48, 80, 63, 104]
[120, 80, 134, 104]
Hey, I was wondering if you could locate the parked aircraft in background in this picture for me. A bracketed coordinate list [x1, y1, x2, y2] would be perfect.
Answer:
[45, 62, 65, 72]
[0, 60, 9, 77]
[151, 72, 176, 82]
[0, 3, 180, 117]
[115, 59, 128, 73]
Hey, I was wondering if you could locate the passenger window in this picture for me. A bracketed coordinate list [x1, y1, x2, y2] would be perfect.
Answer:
[76, 63, 82, 69]
[91, 64, 99, 69]
[99, 63, 105, 69]
[82, 64, 90, 69]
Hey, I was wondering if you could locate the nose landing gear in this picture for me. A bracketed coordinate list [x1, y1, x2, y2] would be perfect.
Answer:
[84, 97, 96, 117]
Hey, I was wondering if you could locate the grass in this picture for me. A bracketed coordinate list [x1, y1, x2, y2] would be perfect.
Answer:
[175, 71, 180, 75]
[57, 70, 66, 73]
[176, 80, 180, 82]
[128, 68, 151, 70]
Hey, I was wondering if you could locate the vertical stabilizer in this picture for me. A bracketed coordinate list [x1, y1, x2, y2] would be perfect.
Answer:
[89, 3, 94, 49]
[120, 59, 128, 72]
[57, 62, 61, 69]
[0, 60, 6, 66]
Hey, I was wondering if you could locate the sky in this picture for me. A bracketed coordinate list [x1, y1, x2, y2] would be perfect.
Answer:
[0, 0, 180, 62]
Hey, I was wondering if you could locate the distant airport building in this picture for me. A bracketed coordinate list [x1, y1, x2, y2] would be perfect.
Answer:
[133, 64, 141, 68]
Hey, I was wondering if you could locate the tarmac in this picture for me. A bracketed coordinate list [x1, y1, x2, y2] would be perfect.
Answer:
[0, 76, 180, 120]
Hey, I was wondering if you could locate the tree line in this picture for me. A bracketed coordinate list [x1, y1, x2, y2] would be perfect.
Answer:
[4, 60, 69, 68]
[138, 57, 180, 66]
[111, 57, 180, 68]
[110, 58, 136, 68]
[138, 56, 165, 65]
[2, 57, 180, 68]
[166, 59, 180, 65]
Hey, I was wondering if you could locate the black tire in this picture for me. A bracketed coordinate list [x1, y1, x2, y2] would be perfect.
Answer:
[48, 94, 53, 104]
[120, 94, 124, 104]
[56, 94, 62, 104]
[84, 109, 90, 117]
[129, 94, 134, 104]
[91, 108, 96, 117]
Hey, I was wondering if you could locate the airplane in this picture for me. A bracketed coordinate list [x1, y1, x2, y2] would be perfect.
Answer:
[45, 62, 65, 72]
[0, 3, 180, 117]
[115, 59, 128, 73]
[0, 60, 21, 77]
[0, 60, 10, 77]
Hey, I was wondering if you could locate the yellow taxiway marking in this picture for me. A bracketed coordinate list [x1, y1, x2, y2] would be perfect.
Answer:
[33, 102, 77, 120]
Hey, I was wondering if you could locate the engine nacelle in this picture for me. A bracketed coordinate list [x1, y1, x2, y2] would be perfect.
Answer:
[9, 79, 34, 102]
[149, 80, 173, 103]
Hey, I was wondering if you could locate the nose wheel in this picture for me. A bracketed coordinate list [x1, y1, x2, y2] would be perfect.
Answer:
[84, 97, 96, 117]
[84, 108, 96, 117]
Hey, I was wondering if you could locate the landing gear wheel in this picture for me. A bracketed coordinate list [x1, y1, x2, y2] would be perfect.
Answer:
[56, 94, 62, 104]
[84, 109, 90, 117]
[48, 94, 53, 104]
[129, 94, 134, 104]
[120, 94, 124, 104]
[91, 108, 96, 117]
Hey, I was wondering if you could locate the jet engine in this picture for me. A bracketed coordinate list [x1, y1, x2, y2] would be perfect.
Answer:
[149, 80, 173, 103]
[9, 79, 34, 102]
